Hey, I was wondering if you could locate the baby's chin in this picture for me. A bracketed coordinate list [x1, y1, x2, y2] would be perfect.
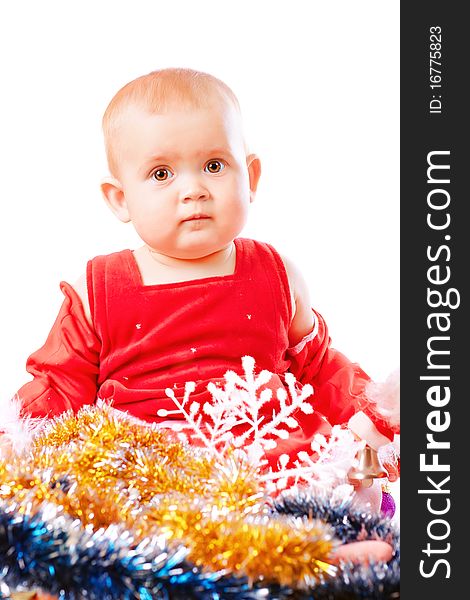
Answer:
[163, 236, 236, 261]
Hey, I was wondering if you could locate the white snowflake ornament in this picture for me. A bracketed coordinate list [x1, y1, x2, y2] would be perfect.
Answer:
[163, 356, 362, 493]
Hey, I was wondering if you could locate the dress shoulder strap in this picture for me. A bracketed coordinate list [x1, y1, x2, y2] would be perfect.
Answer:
[237, 238, 293, 324]
[86, 249, 136, 343]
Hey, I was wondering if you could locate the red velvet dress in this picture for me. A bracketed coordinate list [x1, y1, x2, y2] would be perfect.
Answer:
[17, 238, 394, 461]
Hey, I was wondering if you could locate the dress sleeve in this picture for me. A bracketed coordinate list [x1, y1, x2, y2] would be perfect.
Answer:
[16, 282, 101, 419]
[287, 309, 396, 445]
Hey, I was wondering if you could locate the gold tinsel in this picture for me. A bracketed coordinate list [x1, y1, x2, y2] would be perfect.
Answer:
[138, 497, 336, 586]
[0, 404, 337, 587]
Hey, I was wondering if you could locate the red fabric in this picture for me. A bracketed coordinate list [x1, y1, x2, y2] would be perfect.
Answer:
[17, 237, 394, 456]
[288, 317, 395, 441]
[18, 283, 100, 417]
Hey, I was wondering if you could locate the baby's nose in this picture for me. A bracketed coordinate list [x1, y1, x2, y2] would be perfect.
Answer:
[179, 175, 210, 202]
[182, 189, 209, 202]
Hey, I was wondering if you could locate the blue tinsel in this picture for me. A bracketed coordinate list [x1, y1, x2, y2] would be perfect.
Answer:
[0, 499, 265, 600]
[1, 491, 400, 599]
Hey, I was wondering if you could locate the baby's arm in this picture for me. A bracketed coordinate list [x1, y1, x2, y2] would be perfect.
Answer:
[280, 254, 396, 448]
[14, 278, 100, 419]
[279, 254, 315, 347]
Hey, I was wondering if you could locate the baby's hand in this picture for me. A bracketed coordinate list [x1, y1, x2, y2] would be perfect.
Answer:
[350, 478, 383, 513]
[331, 540, 393, 565]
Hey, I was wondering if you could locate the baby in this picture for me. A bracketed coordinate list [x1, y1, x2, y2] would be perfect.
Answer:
[13, 68, 397, 484]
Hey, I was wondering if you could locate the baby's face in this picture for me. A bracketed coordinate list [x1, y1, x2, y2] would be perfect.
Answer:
[111, 103, 257, 259]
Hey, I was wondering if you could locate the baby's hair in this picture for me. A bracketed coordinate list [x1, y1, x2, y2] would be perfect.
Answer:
[102, 68, 241, 176]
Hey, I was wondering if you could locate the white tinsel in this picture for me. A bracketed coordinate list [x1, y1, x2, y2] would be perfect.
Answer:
[0, 395, 44, 455]
[378, 439, 400, 467]
[365, 368, 400, 429]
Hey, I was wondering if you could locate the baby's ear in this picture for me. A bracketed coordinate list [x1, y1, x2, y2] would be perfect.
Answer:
[246, 154, 261, 203]
[101, 177, 130, 223]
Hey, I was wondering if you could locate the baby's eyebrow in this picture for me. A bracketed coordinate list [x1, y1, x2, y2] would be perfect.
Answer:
[143, 147, 234, 168]
[144, 154, 175, 165]
[202, 147, 233, 157]
[139, 153, 178, 175]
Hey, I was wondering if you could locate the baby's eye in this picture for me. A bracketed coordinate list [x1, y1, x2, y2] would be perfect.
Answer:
[204, 160, 225, 174]
[152, 168, 173, 181]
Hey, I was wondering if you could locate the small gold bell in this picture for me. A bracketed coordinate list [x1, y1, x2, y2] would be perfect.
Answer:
[348, 445, 388, 488]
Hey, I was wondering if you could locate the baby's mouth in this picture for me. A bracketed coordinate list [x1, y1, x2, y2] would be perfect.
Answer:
[182, 213, 211, 222]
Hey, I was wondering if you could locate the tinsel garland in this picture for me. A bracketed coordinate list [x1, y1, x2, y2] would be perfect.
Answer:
[0, 404, 399, 599]
[0, 496, 399, 600]
[0, 497, 279, 600]
[273, 493, 400, 599]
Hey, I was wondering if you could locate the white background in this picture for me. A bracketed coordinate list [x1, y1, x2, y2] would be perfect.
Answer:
[0, 1, 399, 401]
